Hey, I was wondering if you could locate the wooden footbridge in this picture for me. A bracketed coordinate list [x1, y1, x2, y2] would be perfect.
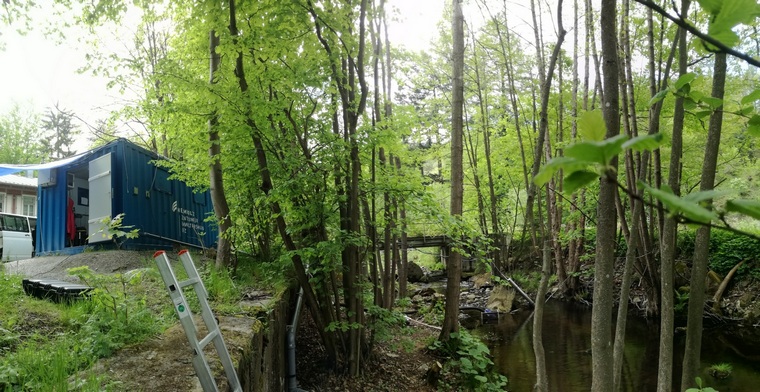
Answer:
[379, 233, 509, 249]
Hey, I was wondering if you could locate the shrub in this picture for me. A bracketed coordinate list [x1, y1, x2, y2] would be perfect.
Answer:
[429, 330, 508, 391]
[708, 230, 760, 279]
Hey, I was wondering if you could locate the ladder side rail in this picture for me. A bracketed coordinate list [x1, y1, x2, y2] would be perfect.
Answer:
[154, 251, 219, 392]
[178, 250, 243, 392]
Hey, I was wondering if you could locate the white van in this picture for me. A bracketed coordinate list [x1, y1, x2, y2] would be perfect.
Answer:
[0, 213, 35, 262]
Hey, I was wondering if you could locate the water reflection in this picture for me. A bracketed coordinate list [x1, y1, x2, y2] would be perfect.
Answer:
[474, 301, 760, 392]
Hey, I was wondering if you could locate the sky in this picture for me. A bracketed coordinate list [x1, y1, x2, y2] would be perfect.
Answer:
[0, 0, 527, 154]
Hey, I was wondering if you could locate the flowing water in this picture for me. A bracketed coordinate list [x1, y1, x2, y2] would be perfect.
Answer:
[473, 301, 760, 392]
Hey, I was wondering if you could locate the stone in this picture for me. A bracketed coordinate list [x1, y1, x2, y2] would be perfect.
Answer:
[486, 285, 515, 313]
[414, 287, 435, 297]
[471, 272, 493, 289]
[407, 262, 425, 283]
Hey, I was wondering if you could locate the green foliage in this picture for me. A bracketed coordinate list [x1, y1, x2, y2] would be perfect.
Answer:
[685, 377, 719, 392]
[422, 299, 446, 325]
[674, 289, 690, 314]
[0, 266, 165, 391]
[366, 305, 410, 348]
[88, 213, 140, 250]
[640, 182, 721, 224]
[697, 0, 760, 49]
[535, 109, 665, 195]
[67, 266, 163, 349]
[706, 230, 760, 279]
[708, 362, 733, 376]
[429, 330, 508, 392]
[0, 103, 45, 164]
[510, 271, 542, 295]
[726, 200, 760, 221]
[40, 104, 80, 159]
[577, 109, 606, 141]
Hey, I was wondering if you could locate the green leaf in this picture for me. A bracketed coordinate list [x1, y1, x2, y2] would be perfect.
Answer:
[598, 134, 629, 164]
[696, 0, 721, 14]
[696, 110, 713, 120]
[726, 200, 760, 220]
[474, 375, 488, 383]
[534, 157, 579, 186]
[684, 98, 697, 111]
[565, 135, 628, 166]
[682, 190, 727, 204]
[649, 89, 669, 106]
[706, 0, 758, 48]
[701, 96, 723, 109]
[689, 90, 705, 102]
[738, 106, 754, 116]
[622, 133, 664, 152]
[577, 110, 606, 141]
[563, 170, 599, 195]
[674, 73, 697, 90]
[748, 115, 760, 137]
[740, 88, 760, 105]
[565, 142, 607, 164]
[640, 182, 718, 224]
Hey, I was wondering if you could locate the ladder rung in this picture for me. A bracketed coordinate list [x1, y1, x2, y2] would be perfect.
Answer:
[179, 277, 200, 288]
[199, 328, 220, 349]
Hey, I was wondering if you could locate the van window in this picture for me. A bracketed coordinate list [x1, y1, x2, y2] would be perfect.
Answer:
[0, 215, 29, 232]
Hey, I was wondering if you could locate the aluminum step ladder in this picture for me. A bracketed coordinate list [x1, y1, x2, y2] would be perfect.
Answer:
[153, 250, 242, 392]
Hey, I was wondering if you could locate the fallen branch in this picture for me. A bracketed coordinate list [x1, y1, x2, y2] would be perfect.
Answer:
[712, 260, 745, 314]
[405, 315, 442, 331]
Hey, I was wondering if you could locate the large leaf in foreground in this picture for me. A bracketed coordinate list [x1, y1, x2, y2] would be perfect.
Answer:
[726, 200, 760, 220]
[640, 182, 718, 224]
[563, 171, 599, 195]
[534, 157, 587, 186]
[577, 110, 606, 142]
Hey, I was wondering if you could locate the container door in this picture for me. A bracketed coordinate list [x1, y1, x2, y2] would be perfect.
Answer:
[87, 153, 112, 243]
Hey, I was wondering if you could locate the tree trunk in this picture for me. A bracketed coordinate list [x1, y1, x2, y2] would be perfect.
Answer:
[523, 0, 549, 252]
[206, 30, 232, 269]
[440, 0, 464, 342]
[681, 50, 727, 391]
[591, 0, 620, 390]
[533, 228, 552, 392]
[658, 2, 691, 390]
[395, 156, 409, 298]
[380, 147, 393, 308]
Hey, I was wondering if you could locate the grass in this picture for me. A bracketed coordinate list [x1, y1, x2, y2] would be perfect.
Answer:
[0, 264, 170, 391]
[707, 362, 733, 379]
[409, 249, 444, 271]
[0, 251, 271, 392]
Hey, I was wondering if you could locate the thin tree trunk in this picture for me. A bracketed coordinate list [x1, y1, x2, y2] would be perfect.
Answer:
[207, 30, 232, 269]
[532, 1, 565, 389]
[523, 0, 549, 251]
[440, 0, 464, 342]
[658, 2, 691, 389]
[380, 147, 393, 308]
[681, 50, 727, 391]
[533, 216, 551, 392]
[592, 0, 620, 390]
[395, 156, 409, 298]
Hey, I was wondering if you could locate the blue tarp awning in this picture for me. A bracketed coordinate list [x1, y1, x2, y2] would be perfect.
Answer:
[0, 153, 88, 177]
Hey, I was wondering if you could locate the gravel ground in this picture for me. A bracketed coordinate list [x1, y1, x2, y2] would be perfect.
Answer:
[2, 250, 158, 282]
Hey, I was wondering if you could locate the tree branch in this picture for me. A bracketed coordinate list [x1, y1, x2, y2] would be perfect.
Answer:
[634, 0, 760, 68]
[612, 176, 760, 242]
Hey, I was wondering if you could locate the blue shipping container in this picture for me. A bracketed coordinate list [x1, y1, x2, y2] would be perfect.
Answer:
[36, 139, 217, 255]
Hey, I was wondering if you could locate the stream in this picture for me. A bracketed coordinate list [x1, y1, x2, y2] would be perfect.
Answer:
[472, 301, 760, 392]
